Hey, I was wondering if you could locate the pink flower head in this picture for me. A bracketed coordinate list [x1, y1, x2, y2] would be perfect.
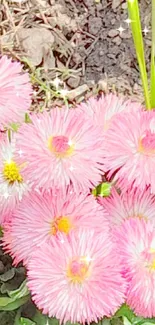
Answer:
[99, 187, 155, 229]
[2, 187, 109, 265]
[103, 110, 155, 192]
[114, 218, 155, 317]
[15, 107, 105, 192]
[27, 229, 126, 323]
[0, 56, 32, 129]
[78, 93, 142, 133]
[0, 134, 30, 225]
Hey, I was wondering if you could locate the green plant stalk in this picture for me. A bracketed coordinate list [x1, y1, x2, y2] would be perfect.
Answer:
[127, 0, 151, 109]
[150, 0, 155, 108]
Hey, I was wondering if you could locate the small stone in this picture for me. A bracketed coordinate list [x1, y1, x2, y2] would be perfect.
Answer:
[111, 18, 116, 25]
[107, 53, 116, 59]
[133, 83, 139, 92]
[112, 0, 121, 10]
[112, 36, 122, 45]
[67, 76, 81, 89]
[88, 16, 102, 35]
[145, 39, 152, 47]
[108, 29, 119, 38]
[121, 31, 131, 39]
[122, 2, 127, 9]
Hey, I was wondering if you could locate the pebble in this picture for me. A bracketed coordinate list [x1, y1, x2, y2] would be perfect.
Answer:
[122, 3, 127, 9]
[112, 0, 121, 10]
[112, 36, 122, 45]
[88, 17, 102, 35]
[67, 76, 81, 89]
[108, 29, 119, 38]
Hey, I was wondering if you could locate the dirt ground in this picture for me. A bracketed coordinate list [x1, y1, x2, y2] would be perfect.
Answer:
[0, 0, 152, 323]
[0, 0, 152, 108]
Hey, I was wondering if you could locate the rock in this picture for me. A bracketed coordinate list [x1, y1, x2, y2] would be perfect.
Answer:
[67, 76, 81, 89]
[88, 16, 102, 35]
[112, 0, 121, 10]
[111, 18, 116, 25]
[112, 36, 122, 45]
[122, 2, 127, 9]
[108, 29, 119, 38]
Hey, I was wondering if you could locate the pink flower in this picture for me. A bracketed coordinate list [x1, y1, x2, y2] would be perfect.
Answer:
[0, 134, 31, 225]
[27, 229, 126, 323]
[15, 107, 105, 192]
[114, 218, 155, 317]
[0, 56, 32, 129]
[102, 110, 155, 192]
[78, 93, 142, 133]
[99, 187, 155, 229]
[2, 187, 109, 265]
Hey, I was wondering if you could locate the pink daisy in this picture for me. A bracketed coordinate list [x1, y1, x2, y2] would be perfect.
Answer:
[27, 229, 126, 323]
[15, 107, 105, 192]
[99, 187, 155, 228]
[115, 218, 155, 318]
[78, 93, 142, 133]
[0, 55, 32, 129]
[2, 187, 109, 265]
[102, 110, 155, 192]
[0, 134, 31, 225]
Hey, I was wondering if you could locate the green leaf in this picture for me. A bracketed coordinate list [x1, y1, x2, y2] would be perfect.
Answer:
[33, 310, 58, 325]
[0, 226, 3, 237]
[10, 123, 20, 132]
[0, 295, 29, 311]
[25, 113, 32, 123]
[115, 304, 135, 322]
[137, 320, 155, 325]
[8, 280, 29, 299]
[0, 280, 30, 311]
[0, 268, 15, 282]
[92, 182, 112, 197]
[123, 317, 131, 325]
[19, 317, 36, 325]
[97, 182, 112, 197]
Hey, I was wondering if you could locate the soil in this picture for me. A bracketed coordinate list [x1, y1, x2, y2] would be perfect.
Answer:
[0, 0, 152, 104]
[0, 0, 152, 323]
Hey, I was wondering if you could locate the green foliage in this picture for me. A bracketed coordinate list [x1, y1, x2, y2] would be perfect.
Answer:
[150, 1, 155, 108]
[128, 0, 155, 109]
[92, 182, 112, 197]
[127, 0, 150, 109]
[0, 280, 29, 311]
[18, 317, 36, 325]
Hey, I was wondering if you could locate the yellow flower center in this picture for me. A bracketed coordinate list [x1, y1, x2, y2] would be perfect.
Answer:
[48, 135, 74, 158]
[150, 259, 155, 271]
[3, 161, 23, 183]
[129, 214, 147, 221]
[67, 256, 91, 283]
[50, 216, 72, 236]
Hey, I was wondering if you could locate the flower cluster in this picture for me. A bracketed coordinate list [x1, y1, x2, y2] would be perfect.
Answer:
[1, 55, 155, 323]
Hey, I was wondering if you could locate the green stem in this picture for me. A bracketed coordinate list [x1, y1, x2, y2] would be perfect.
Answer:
[128, 0, 151, 109]
[150, 0, 155, 108]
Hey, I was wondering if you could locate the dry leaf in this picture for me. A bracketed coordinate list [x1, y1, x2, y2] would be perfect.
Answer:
[18, 27, 55, 67]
